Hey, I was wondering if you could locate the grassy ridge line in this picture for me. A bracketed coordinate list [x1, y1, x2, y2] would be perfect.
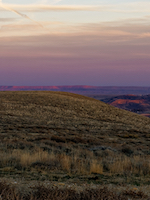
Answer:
[1, 90, 150, 121]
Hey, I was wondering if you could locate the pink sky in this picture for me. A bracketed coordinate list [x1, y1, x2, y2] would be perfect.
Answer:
[1, 27, 150, 86]
[0, 1, 150, 86]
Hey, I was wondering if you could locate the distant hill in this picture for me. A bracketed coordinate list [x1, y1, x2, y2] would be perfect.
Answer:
[1, 85, 150, 95]
[101, 94, 150, 117]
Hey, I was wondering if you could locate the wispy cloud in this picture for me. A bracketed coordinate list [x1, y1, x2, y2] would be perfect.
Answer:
[0, 2, 150, 13]
[0, 1, 150, 86]
[1, 1, 150, 38]
[36, 0, 62, 4]
[0, 17, 16, 22]
[1, 17, 150, 40]
[0, 4, 103, 12]
[0, 1, 46, 29]
[1, 23, 150, 86]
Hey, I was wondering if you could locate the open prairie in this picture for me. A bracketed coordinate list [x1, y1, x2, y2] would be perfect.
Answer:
[1, 91, 150, 199]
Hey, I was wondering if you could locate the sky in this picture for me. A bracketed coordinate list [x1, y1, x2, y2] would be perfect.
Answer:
[0, 0, 150, 86]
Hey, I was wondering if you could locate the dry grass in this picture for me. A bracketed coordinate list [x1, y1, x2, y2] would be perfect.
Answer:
[1, 91, 150, 191]
[0, 148, 102, 175]
[90, 160, 103, 174]
[0, 180, 150, 200]
[60, 154, 71, 173]
[0, 181, 145, 200]
[1, 146, 150, 179]
[109, 155, 150, 176]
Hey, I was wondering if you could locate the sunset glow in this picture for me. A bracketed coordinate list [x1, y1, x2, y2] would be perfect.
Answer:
[0, 0, 150, 86]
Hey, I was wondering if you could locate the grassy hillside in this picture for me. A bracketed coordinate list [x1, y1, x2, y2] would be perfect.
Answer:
[1, 91, 150, 199]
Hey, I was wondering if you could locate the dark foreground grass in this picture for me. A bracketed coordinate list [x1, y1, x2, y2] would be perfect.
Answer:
[1, 181, 149, 200]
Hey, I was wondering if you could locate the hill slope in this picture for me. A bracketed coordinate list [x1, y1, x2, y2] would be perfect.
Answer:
[1, 91, 150, 189]
[1, 91, 150, 136]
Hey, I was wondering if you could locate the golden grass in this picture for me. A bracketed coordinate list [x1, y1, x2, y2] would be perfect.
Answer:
[60, 154, 71, 173]
[19, 150, 53, 167]
[90, 160, 103, 174]
[109, 155, 150, 176]
[1, 147, 150, 178]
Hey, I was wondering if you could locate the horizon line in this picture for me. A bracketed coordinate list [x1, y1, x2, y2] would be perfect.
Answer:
[0, 85, 150, 88]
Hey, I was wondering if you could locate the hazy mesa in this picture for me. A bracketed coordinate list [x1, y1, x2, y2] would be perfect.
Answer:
[101, 94, 150, 117]
[1, 86, 150, 95]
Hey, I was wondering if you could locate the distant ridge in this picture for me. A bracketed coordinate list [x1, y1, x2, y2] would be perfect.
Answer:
[1, 86, 150, 95]
[101, 94, 150, 117]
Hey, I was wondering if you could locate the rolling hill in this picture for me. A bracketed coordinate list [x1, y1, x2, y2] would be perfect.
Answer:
[1, 91, 150, 140]
[1, 91, 150, 199]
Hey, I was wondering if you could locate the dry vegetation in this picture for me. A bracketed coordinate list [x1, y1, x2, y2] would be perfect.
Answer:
[1, 180, 149, 200]
[1, 91, 150, 199]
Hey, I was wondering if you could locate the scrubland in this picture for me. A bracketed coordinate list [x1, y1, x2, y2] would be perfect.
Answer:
[1, 91, 150, 199]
